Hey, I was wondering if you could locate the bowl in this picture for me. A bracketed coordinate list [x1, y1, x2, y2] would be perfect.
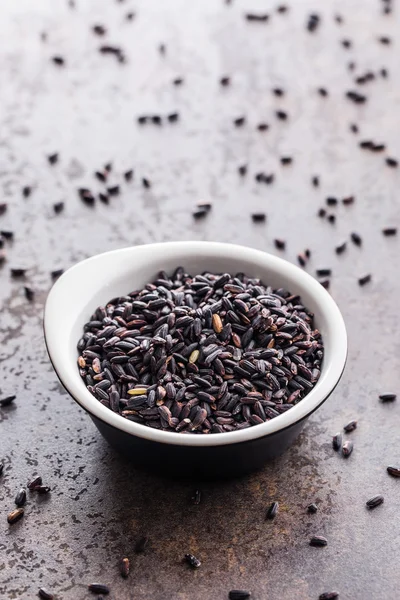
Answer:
[44, 241, 347, 478]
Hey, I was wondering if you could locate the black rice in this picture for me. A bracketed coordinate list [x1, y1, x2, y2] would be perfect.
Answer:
[28, 476, 42, 490]
[51, 269, 64, 280]
[11, 268, 26, 278]
[35, 485, 51, 495]
[382, 227, 397, 236]
[346, 91, 367, 104]
[319, 593, 339, 600]
[251, 213, 266, 222]
[387, 466, 400, 478]
[95, 171, 107, 182]
[229, 592, 251, 600]
[386, 158, 398, 168]
[358, 274, 371, 286]
[309, 535, 327, 547]
[297, 254, 307, 267]
[343, 420, 357, 432]
[99, 45, 125, 63]
[92, 25, 107, 36]
[78, 188, 95, 205]
[307, 14, 320, 32]
[99, 193, 109, 204]
[38, 588, 54, 600]
[379, 393, 396, 402]
[78, 269, 323, 434]
[326, 197, 337, 206]
[0, 395, 16, 407]
[51, 56, 65, 66]
[120, 557, 130, 578]
[366, 495, 384, 509]
[274, 239, 286, 250]
[167, 112, 179, 123]
[185, 553, 201, 568]
[266, 501, 279, 519]
[276, 110, 288, 120]
[53, 202, 64, 214]
[107, 185, 120, 196]
[350, 232, 362, 246]
[234, 116, 246, 127]
[15, 488, 27, 507]
[142, 177, 151, 189]
[342, 440, 353, 457]
[193, 206, 210, 219]
[245, 13, 269, 22]
[307, 503, 318, 514]
[7, 508, 24, 524]
[88, 584, 110, 594]
[359, 140, 373, 149]
[335, 242, 347, 254]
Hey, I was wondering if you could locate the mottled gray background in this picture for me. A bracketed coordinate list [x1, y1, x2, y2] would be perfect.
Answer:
[0, 0, 399, 598]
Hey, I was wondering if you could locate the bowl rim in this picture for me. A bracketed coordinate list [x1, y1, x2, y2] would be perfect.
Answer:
[44, 241, 348, 448]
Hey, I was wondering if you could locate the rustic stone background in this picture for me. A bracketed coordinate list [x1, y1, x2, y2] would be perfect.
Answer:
[0, 0, 399, 598]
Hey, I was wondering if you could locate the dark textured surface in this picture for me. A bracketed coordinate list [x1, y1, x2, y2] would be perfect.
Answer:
[0, 1, 399, 599]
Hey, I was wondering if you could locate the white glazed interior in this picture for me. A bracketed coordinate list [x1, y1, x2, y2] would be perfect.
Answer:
[44, 242, 347, 447]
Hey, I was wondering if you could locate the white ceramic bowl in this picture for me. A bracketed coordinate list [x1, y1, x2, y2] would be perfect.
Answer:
[44, 242, 347, 477]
